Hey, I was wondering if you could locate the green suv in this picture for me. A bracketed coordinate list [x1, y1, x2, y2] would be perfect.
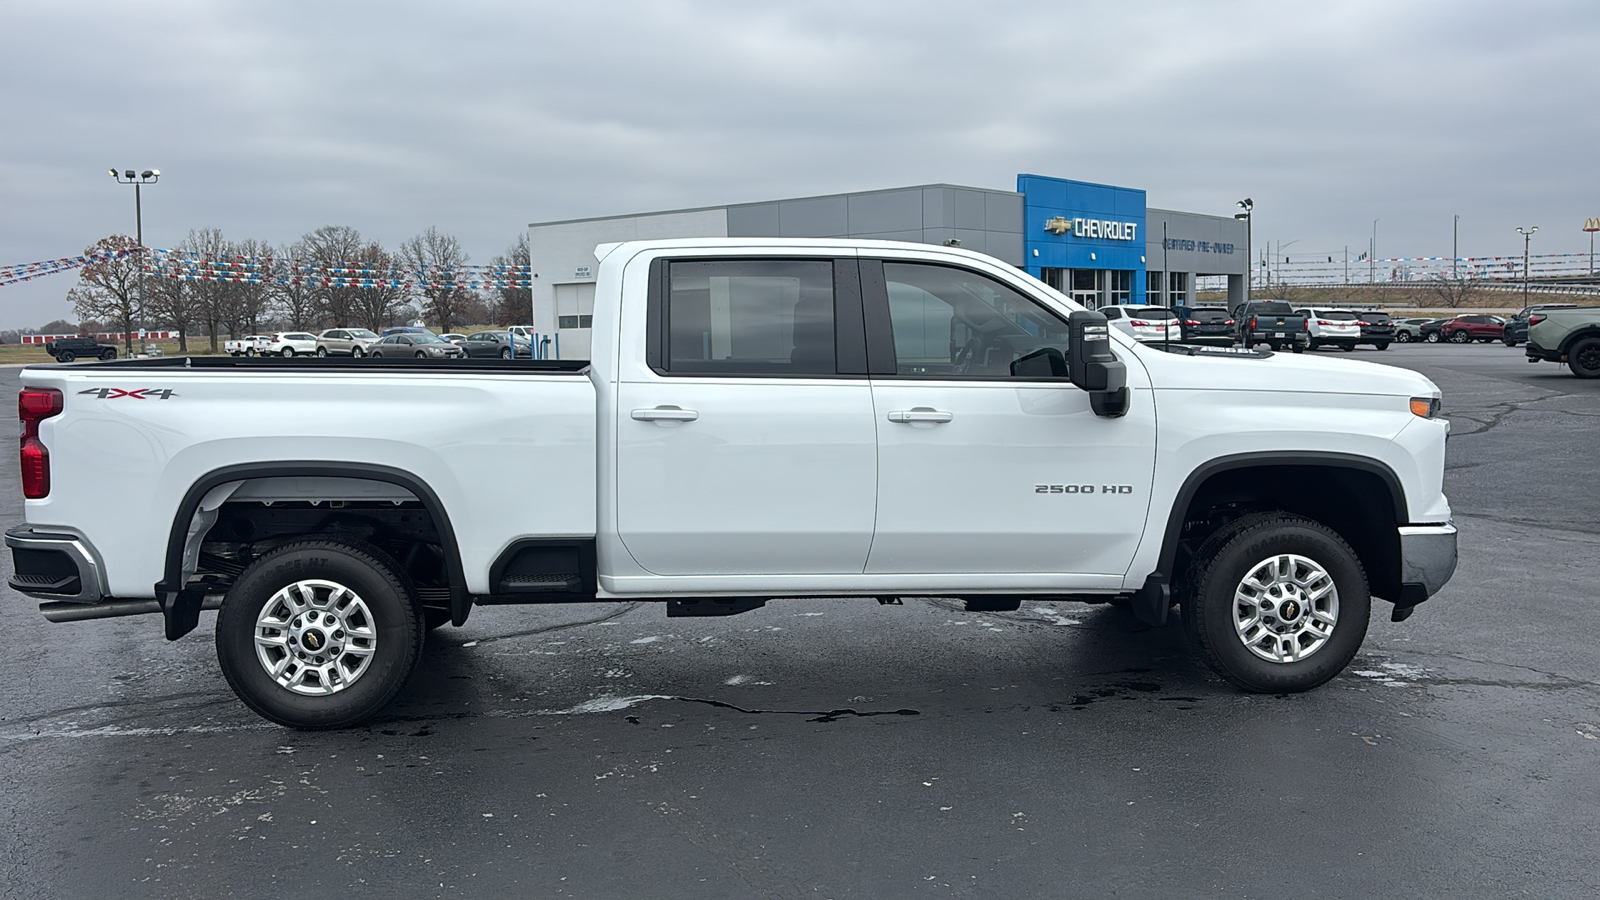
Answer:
[1525, 307, 1600, 378]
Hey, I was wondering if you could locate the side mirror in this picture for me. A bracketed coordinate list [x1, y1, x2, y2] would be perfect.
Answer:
[1068, 310, 1129, 418]
[1010, 347, 1067, 378]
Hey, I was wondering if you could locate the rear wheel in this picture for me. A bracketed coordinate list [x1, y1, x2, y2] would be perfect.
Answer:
[1342, 342, 1355, 352]
[1425, 331, 1442, 343]
[282, 347, 296, 357]
[1396, 331, 1412, 343]
[1182, 513, 1370, 693]
[216, 539, 423, 729]
[1449, 330, 1470, 344]
[1374, 342, 1390, 351]
[1289, 343, 1304, 353]
[316, 346, 328, 357]
[246, 347, 256, 357]
[1567, 337, 1600, 379]
[1308, 339, 1321, 351]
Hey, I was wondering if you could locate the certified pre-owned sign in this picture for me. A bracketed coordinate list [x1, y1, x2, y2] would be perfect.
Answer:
[1044, 215, 1138, 241]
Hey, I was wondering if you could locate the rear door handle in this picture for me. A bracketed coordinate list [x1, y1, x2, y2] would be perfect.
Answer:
[887, 407, 953, 424]
[631, 405, 699, 422]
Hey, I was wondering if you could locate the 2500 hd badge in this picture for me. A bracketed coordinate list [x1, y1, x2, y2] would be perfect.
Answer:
[1036, 484, 1134, 494]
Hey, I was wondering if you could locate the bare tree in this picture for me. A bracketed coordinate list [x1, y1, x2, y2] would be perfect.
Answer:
[1428, 271, 1481, 309]
[70, 235, 142, 355]
[349, 242, 406, 332]
[176, 228, 240, 351]
[301, 225, 364, 329]
[229, 237, 275, 335]
[272, 239, 322, 331]
[399, 227, 471, 333]
[488, 233, 532, 325]
[144, 271, 200, 352]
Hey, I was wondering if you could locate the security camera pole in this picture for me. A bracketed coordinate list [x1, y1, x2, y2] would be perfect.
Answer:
[109, 168, 160, 355]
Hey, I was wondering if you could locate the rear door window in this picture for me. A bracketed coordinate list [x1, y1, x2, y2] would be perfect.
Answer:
[664, 259, 837, 376]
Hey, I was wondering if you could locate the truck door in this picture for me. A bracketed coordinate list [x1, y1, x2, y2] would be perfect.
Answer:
[615, 257, 877, 576]
[861, 260, 1156, 581]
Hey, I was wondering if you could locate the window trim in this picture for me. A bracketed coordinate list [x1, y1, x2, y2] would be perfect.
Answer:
[644, 256, 868, 380]
[859, 258, 1076, 383]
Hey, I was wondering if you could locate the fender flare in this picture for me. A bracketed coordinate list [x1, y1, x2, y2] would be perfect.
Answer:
[155, 462, 469, 638]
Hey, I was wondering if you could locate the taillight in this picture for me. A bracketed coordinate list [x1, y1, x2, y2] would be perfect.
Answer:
[1529, 314, 1546, 326]
[1130, 320, 1150, 327]
[1357, 321, 1370, 326]
[1184, 319, 1199, 326]
[1224, 319, 1235, 326]
[1249, 316, 1258, 329]
[19, 387, 63, 499]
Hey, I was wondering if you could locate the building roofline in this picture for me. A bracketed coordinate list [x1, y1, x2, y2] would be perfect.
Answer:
[527, 183, 1022, 229]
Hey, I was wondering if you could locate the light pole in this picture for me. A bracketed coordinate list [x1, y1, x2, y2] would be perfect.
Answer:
[1370, 219, 1379, 284]
[108, 168, 160, 355]
[1515, 226, 1538, 308]
[1453, 215, 1459, 279]
[1235, 198, 1252, 302]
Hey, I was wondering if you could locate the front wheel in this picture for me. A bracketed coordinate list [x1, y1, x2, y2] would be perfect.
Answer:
[414, 351, 427, 359]
[282, 347, 296, 357]
[1182, 513, 1370, 693]
[215, 539, 423, 729]
[500, 347, 512, 359]
[1568, 336, 1600, 379]
[1396, 331, 1412, 343]
[246, 347, 256, 357]
[353, 347, 365, 358]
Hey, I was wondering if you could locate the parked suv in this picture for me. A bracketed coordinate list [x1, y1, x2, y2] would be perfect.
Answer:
[1393, 318, 1436, 343]
[43, 336, 117, 362]
[1178, 307, 1236, 345]
[1502, 304, 1578, 347]
[267, 332, 320, 357]
[1294, 308, 1362, 352]
[1100, 305, 1179, 343]
[316, 328, 380, 357]
[1354, 311, 1395, 350]
[1436, 315, 1504, 344]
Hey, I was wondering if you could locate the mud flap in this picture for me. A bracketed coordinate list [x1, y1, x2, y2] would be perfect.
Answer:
[1130, 576, 1170, 627]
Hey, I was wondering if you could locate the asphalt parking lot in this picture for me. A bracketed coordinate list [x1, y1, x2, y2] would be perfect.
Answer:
[1, 342, 1596, 899]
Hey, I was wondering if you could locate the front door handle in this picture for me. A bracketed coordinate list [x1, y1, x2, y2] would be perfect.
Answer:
[887, 407, 953, 424]
[631, 405, 699, 422]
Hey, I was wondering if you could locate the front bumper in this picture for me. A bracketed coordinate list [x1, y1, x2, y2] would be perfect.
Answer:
[1395, 522, 1458, 616]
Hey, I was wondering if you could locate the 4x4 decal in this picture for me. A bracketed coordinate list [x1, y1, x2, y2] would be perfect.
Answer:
[77, 388, 177, 400]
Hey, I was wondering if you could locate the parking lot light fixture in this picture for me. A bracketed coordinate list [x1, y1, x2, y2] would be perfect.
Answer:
[109, 167, 161, 355]
[1516, 226, 1538, 307]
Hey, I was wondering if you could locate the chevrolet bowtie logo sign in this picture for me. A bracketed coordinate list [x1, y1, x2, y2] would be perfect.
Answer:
[1044, 216, 1071, 235]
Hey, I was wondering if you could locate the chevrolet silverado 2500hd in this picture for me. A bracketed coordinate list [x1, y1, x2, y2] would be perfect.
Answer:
[8, 239, 1457, 728]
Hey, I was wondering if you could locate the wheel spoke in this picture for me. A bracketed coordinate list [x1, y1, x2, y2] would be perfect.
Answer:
[1231, 552, 1341, 666]
[254, 578, 381, 697]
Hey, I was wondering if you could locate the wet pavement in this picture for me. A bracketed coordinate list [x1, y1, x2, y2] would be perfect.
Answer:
[1, 343, 1596, 899]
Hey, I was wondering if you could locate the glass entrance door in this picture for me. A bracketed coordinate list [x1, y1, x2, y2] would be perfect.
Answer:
[1070, 269, 1100, 308]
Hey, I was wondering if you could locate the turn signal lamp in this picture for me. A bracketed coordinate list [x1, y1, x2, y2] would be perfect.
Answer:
[1410, 397, 1441, 419]
[19, 387, 63, 498]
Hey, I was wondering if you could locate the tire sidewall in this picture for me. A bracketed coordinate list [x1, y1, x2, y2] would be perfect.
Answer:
[1187, 518, 1370, 693]
[1568, 338, 1600, 378]
[216, 541, 420, 729]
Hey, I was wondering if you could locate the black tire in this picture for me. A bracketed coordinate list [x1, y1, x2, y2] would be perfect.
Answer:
[1502, 337, 1517, 347]
[1424, 331, 1441, 343]
[247, 347, 256, 357]
[1289, 343, 1304, 353]
[500, 347, 512, 359]
[353, 347, 365, 358]
[316, 346, 328, 357]
[1396, 331, 1412, 343]
[101, 349, 117, 360]
[1182, 512, 1370, 693]
[1373, 342, 1389, 351]
[1341, 342, 1355, 352]
[1449, 330, 1469, 344]
[1308, 339, 1320, 351]
[215, 538, 423, 729]
[58, 350, 75, 363]
[414, 351, 427, 359]
[281, 346, 296, 357]
[1567, 336, 1600, 379]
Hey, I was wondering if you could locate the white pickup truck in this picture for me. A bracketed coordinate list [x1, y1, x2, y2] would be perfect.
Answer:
[9, 239, 1457, 729]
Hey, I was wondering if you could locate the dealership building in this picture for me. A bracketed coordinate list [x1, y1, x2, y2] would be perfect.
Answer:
[527, 174, 1248, 358]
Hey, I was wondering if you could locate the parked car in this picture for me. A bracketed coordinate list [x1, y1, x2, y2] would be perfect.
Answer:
[1100, 305, 1179, 343]
[1525, 307, 1600, 378]
[1295, 308, 1362, 352]
[267, 332, 320, 357]
[1434, 315, 1504, 344]
[1502, 304, 1579, 346]
[44, 336, 117, 362]
[1178, 307, 1236, 345]
[1231, 300, 1308, 352]
[1392, 318, 1437, 343]
[368, 332, 466, 359]
[316, 328, 380, 357]
[438, 333, 468, 345]
[460, 330, 529, 358]
[1354, 311, 1395, 349]
[225, 335, 272, 357]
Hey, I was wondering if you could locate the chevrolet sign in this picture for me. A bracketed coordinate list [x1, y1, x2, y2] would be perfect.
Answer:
[1043, 216, 1138, 241]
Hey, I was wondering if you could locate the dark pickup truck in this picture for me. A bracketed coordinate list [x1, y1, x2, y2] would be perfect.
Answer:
[1231, 300, 1308, 352]
[43, 337, 118, 362]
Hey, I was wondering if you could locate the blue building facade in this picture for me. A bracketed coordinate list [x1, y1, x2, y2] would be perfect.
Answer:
[1019, 174, 1148, 307]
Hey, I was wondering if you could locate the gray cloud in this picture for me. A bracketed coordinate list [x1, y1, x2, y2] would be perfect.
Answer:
[2, 0, 1595, 327]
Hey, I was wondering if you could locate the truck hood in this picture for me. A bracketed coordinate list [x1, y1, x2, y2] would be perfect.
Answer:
[1132, 344, 1439, 398]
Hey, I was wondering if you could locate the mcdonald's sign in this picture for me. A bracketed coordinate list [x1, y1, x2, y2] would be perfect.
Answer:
[1585, 217, 1600, 233]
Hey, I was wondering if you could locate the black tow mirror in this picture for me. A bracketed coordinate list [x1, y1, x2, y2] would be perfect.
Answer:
[1068, 310, 1129, 418]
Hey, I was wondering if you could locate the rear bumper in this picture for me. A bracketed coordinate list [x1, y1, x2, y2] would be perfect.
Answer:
[1525, 340, 1561, 362]
[1398, 522, 1457, 604]
[6, 525, 104, 603]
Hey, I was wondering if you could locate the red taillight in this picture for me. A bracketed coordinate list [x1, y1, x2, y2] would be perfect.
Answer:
[1224, 319, 1235, 326]
[19, 387, 63, 499]
[1529, 314, 1546, 326]
[1357, 321, 1370, 326]
[1184, 319, 1199, 326]
[1130, 320, 1150, 327]
[1250, 316, 1258, 329]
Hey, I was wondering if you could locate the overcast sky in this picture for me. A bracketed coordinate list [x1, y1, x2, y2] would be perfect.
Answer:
[1, 0, 1595, 328]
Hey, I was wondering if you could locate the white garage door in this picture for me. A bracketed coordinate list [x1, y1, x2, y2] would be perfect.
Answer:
[553, 282, 596, 359]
